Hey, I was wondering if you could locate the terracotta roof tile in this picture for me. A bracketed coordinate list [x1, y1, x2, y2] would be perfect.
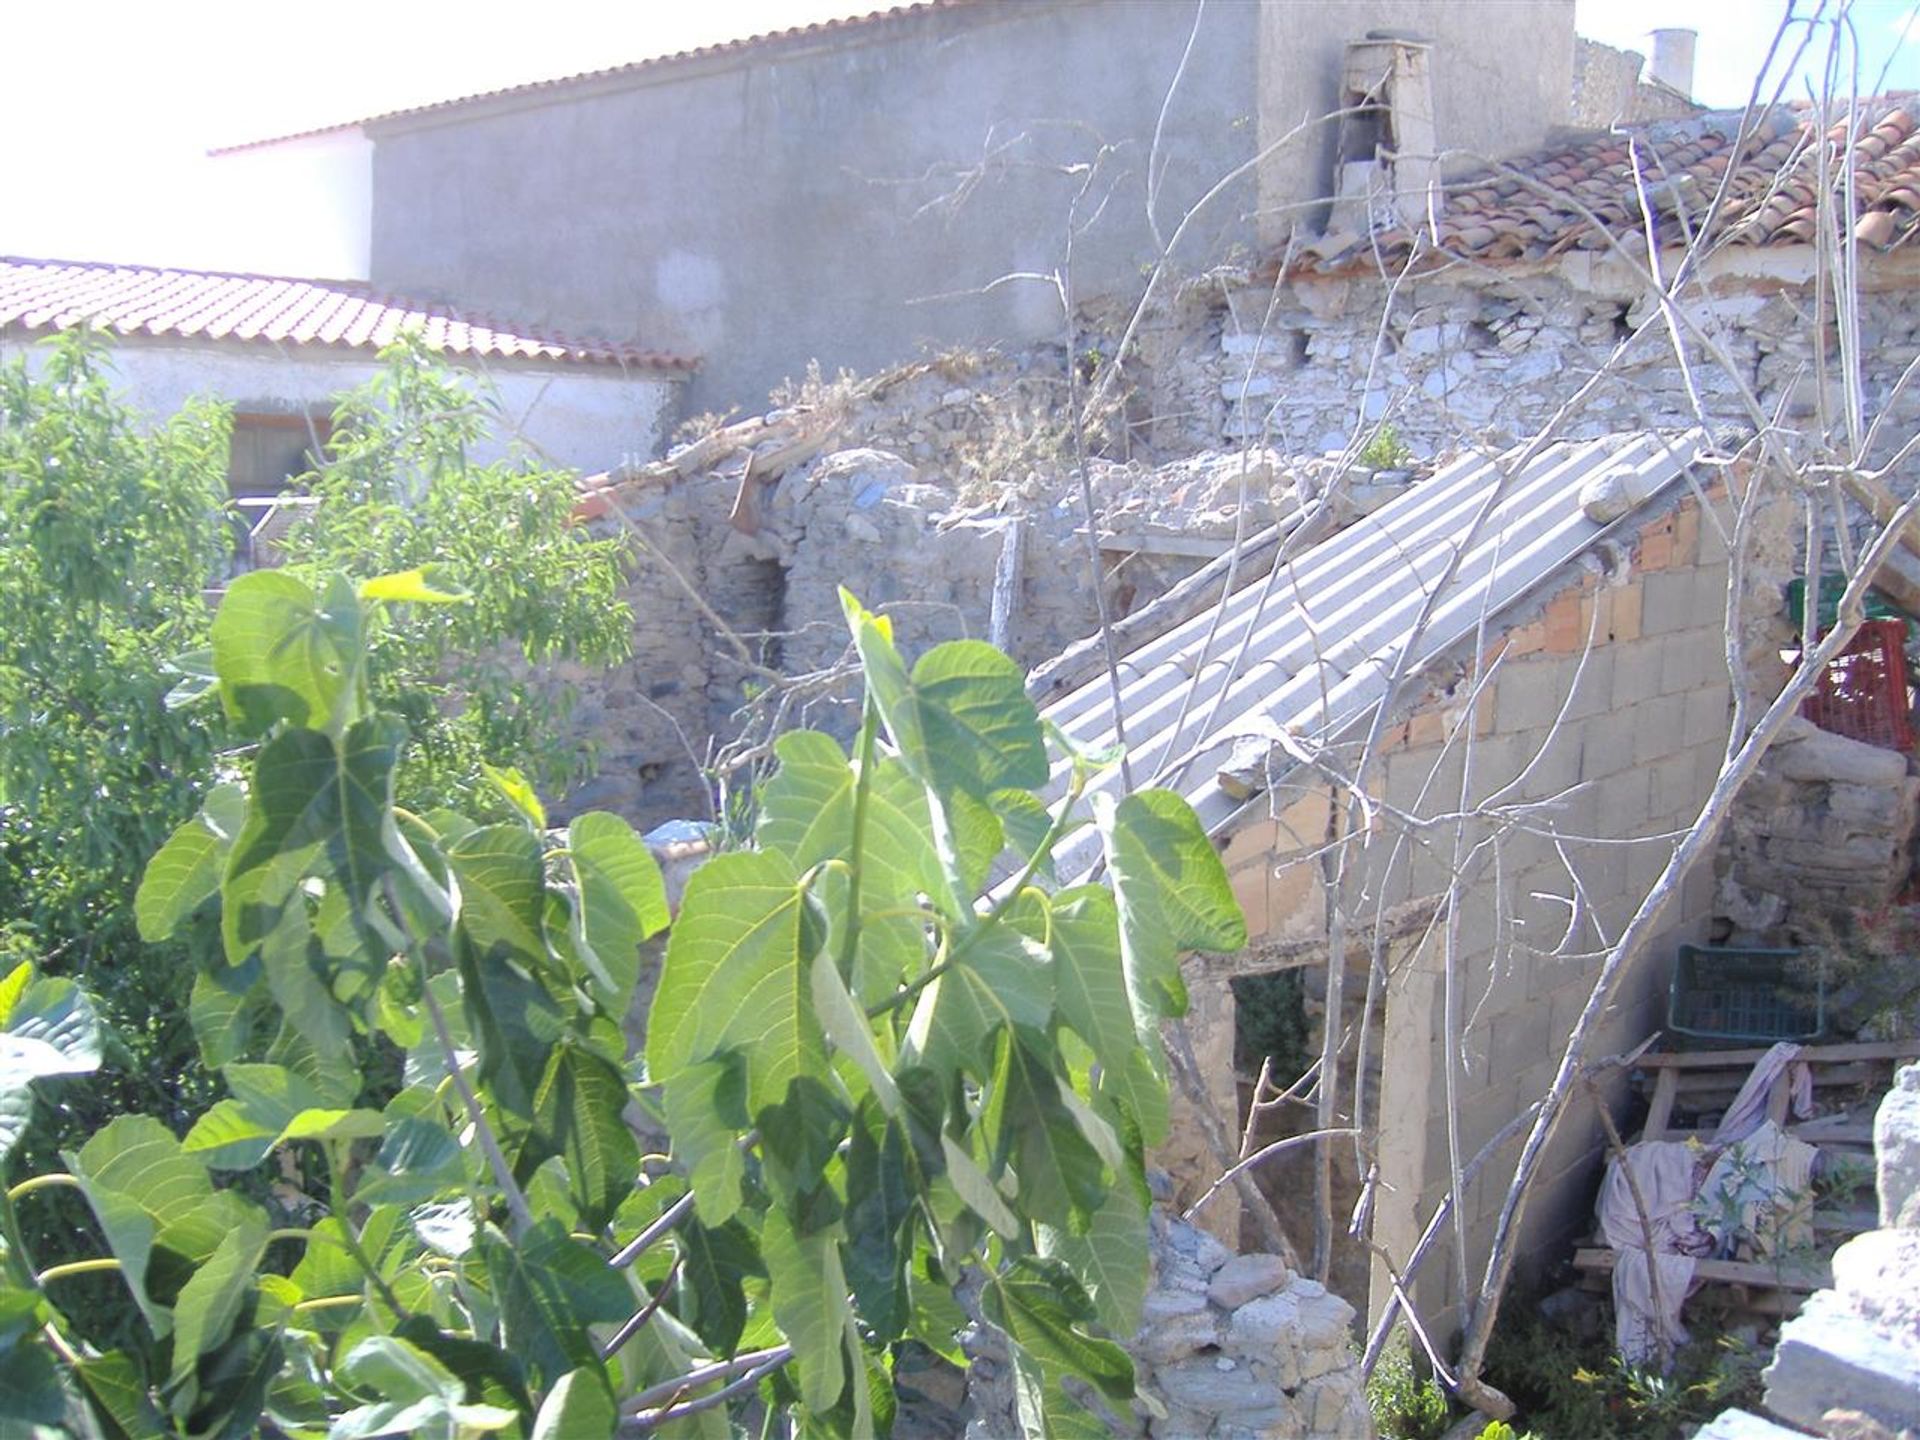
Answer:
[1305, 97, 1920, 274]
[0, 256, 696, 371]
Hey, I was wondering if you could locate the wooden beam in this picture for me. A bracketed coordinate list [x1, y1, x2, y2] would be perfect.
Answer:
[1635, 1039, 1920, 1069]
[1573, 1248, 1830, 1291]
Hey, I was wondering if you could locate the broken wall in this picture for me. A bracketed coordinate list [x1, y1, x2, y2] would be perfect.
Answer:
[1152, 257, 1920, 467]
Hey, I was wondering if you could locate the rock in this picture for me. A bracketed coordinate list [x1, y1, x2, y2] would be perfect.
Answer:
[1769, 718, 1911, 787]
[1141, 1288, 1211, 1326]
[1833, 1229, 1920, 1341]
[1878, 1064, 1920, 1230]
[1820, 1409, 1906, 1440]
[1156, 1357, 1275, 1413]
[1763, 1290, 1920, 1432]
[1691, 1411, 1813, 1440]
[1208, 1254, 1292, 1308]
[1137, 1309, 1222, 1366]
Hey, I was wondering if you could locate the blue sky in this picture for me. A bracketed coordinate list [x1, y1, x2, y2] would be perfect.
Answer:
[2, 0, 1913, 277]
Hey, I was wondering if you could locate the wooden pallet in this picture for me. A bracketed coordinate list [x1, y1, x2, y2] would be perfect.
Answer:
[1636, 1039, 1920, 1144]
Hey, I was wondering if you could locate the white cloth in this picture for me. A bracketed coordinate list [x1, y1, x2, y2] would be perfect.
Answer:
[1597, 1141, 1706, 1364]
[1696, 1119, 1818, 1260]
[1611, 1246, 1699, 1366]
[1712, 1041, 1815, 1144]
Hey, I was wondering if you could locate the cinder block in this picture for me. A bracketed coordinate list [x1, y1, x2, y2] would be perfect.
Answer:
[1494, 657, 1576, 732]
[1577, 714, 1637, 783]
[1609, 638, 1666, 708]
[1639, 524, 1675, 571]
[1598, 767, 1654, 836]
[1503, 620, 1547, 658]
[1682, 685, 1732, 749]
[1632, 693, 1688, 766]
[1694, 559, 1730, 611]
[1563, 647, 1615, 721]
[1651, 752, 1702, 823]
[1641, 569, 1702, 636]
[1660, 628, 1727, 696]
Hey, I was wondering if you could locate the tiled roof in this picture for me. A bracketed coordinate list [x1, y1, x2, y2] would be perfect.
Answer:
[1307, 98, 1920, 273]
[1039, 431, 1707, 879]
[0, 256, 696, 371]
[211, 2, 966, 155]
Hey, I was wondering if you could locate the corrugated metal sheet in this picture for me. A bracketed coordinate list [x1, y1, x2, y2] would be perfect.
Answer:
[0, 256, 697, 371]
[1042, 430, 1708, 878]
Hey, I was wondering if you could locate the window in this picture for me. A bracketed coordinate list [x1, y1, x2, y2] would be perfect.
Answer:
[228, 412, 328, 499]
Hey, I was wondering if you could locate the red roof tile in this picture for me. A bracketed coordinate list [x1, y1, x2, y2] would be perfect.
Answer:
[1305, 97, 1920, 274]
[211, 2, 968, 155]
[0, 256, 696, 371]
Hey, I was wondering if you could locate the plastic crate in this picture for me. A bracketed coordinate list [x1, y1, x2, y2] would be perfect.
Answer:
[1668, 944, 1824, 1045]
[1800, 618, 1914, 753]
[1784, 575, 1911, 635]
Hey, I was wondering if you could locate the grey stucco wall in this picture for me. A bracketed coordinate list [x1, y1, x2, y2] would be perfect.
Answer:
[368, 0, 1262, 415]
[1254, 0, 1576, 244]
[368, 0, 1574, 417]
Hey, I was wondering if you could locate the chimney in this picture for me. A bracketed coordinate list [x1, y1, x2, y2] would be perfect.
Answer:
[1329, 33, 1438, 235]
[1649, 28, 1696, 99]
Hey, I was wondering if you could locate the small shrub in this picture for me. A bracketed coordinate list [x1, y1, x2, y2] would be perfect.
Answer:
[1369, 1339, 1454, 1440]
[1359, 423, 1414, 470]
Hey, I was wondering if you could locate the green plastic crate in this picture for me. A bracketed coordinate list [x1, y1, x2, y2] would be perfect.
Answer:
[1668, 944, 1824, 1045]
[1784, 575, 1913, 637]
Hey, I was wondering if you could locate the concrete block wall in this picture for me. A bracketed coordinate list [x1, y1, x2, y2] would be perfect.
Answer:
[1190, 491, 1735, 1335]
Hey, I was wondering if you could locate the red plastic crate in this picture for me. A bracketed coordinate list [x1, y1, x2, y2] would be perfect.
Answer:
[1801, 618, 1914, 752]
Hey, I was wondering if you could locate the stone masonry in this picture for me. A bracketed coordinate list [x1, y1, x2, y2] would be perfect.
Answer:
[964, 1205, 1372, 1440]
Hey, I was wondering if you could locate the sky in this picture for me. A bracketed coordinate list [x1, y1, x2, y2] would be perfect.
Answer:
[2, 0, 1914, 278]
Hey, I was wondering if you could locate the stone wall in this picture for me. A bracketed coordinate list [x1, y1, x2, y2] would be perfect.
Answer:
[965, 1206, 1372, 1440]
[1149, 257, 1920, 468]
[1197, 491, 1736, 1339]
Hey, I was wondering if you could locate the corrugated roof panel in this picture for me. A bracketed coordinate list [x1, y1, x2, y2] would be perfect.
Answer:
[1039, 430, 1707, 880]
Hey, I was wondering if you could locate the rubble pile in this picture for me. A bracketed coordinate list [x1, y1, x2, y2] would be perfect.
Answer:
[964, 1207, 1372, 1440]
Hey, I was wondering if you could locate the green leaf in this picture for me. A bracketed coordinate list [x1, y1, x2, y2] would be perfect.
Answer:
[844, 1102, 914, 1341]
[0, 968, 103, 1161]
[905, 894, 1052, 1080]
[675, 1217, 760, 1356]
[907, 641, 1050, 799]
[810, 949, 900, 1115]
[646, 850, 822, 1116]
[481, 1221, 634, 1391]
[1095, 790, 1246, 1031]
[761, 1206, 850, 1414]
[567, 811, 669, 1010]
[183, 1063, 381, 1169]
[168, 1212, 269, 1395]
[939, 1135, 1019, 1240]
[982, 1028, 1107, 1231]
[358, 567, 471, 605]
[355, 1115, 464, 1209]
[530, 1044, 638, 1232]
[135, 784, 244, 942]
[1037, 1177, 1149, 1336]
[211, 569, 359, 735]
[529, 1367, 615, 1440]
[182, 1327, 283, 1440]
[447, 824, 547, 963]
[481, 762, 546, 828]
[65, 1116, 261, 1339]
[189, 963, 261, 1069]
[73, 1350, 167, 1439]
[984, 1271, 1135, 1406]
[661, 1055, 748, 1226]
[1049, 887, 1134, 1072]
[455, 940, 564, 1122]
